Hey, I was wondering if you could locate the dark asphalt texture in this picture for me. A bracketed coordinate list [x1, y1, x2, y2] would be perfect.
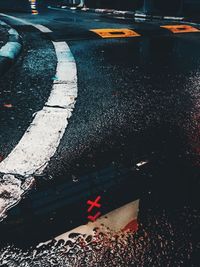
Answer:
[0, 6, 199, 266]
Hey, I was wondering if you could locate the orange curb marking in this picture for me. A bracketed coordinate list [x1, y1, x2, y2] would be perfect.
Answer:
[161, 24, 200, 34]
[90, 28, 140, 38]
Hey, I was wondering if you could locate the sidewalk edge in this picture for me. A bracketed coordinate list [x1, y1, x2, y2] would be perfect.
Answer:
[0, 19, 22, 76]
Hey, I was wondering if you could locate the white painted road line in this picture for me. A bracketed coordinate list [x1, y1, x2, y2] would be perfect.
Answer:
[0, 107, 73, 176]
[0, 14, 78, 218]
[33, 24, 53, 33]
[46, 84, 77, 108]
[0, 16, 77, 176]
[0, 13, 32, 25]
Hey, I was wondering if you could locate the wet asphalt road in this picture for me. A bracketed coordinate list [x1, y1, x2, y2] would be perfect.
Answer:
[0, 6, 199, 264]
[0, 9, 198, 179]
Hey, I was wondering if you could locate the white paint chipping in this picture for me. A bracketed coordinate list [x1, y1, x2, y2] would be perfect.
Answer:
[0, 108, 72, 176]
[46, 84, 77, 108]
[0, 14, 78, 218]
[0, 175, 35, 221]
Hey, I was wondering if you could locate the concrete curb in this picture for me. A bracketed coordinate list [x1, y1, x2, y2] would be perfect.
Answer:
[49, 5, 184, 21]
[0, 20, 22, 77]
[81, 8, 184, 21]
[41, 200, 139, 245]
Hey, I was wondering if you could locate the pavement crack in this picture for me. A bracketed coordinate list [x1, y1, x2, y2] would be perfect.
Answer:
[44, 104, 66, 109]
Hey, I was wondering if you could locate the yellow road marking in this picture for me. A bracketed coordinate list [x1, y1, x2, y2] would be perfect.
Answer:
[90, 28, 140, 38]
[161, 24, 200, 34]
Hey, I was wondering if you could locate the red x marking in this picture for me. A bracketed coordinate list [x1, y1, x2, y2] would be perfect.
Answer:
[87, 196, 101, 213]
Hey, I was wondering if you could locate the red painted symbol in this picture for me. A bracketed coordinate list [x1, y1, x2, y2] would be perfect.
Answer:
[88, 211, 101, 222]
[87, 196, 101, 222]
[87, 196, 101, 212]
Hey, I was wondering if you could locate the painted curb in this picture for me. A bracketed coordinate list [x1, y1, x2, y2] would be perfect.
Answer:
[0, 20, 22, 77]
[49, 5, 184, 21]
[81, 8, 184, 21]
[41, 200, 139, 245]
